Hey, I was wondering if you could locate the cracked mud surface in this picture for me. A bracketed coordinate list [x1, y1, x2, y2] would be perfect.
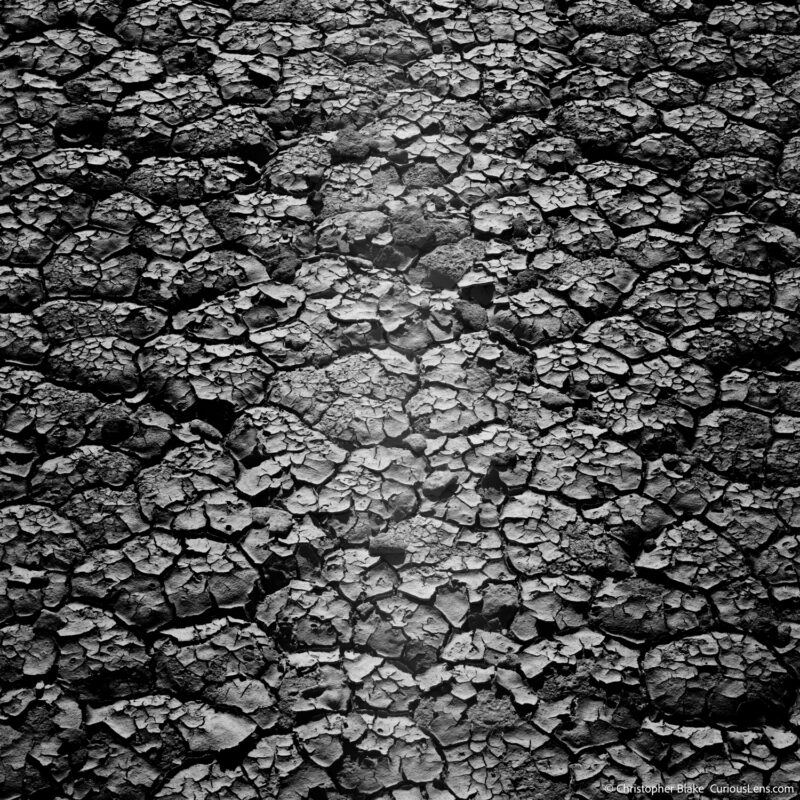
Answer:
[3, 0, 800, 798]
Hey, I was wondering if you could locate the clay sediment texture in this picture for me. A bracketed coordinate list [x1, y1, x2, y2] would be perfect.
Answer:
[3, 0, 800, 798]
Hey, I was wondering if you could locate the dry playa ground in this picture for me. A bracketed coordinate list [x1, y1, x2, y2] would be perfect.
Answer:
[3, 0, 800, 798]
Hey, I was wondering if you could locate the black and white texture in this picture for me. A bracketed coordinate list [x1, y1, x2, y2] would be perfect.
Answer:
[2, 0, 800, 798]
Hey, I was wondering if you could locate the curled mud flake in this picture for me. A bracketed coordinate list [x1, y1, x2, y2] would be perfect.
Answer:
[61, 485, 150, 548]
[137, 249, 271, 309]
[0, 623, 58, 682]
[670, 310, 800, 373]
[325, 21, 431, 66]
[637, 519, 749, 590]
[696, 212, 800, 273]
[139, 335, 273, 413]
[34, 299, 167, 343]
[173, 282, 305, 341]
[651, 22, 736, 81]
[504, 497, 626, 585]
[114, 0, 230, 51]
[0, 28, 118, 79]
[270, 352, 415, 447]
[134, 439, 240, 530]
[529, 422, 643, 501]
[692, 407, 794, 484]
[550, 97, 658, 152]
[335, 714, 444, 792]
[47, 335, 141, 394]
[87, 695, 254, 764]
[591, 577, 711, 642]
[226, 405, 347, 497]
[733, 35, 800, 79]
[569, 0, 657, 34]
[55, 603, 150, 700]
[164, 539, 259, 618]
[286, 445, 425, 526]
[623, 263, 771, 332]
[155, 763, 259, 800]
[30, 444, 139, 504]
[643, 633, 795, 723]
[0, 503, 85, 569]
[575, 32, 659, 77]
[708, 2, 800, 38]
[663, 104, 783, 160]
[171, 106, 277, 163]
[0, 312, 49, 364]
